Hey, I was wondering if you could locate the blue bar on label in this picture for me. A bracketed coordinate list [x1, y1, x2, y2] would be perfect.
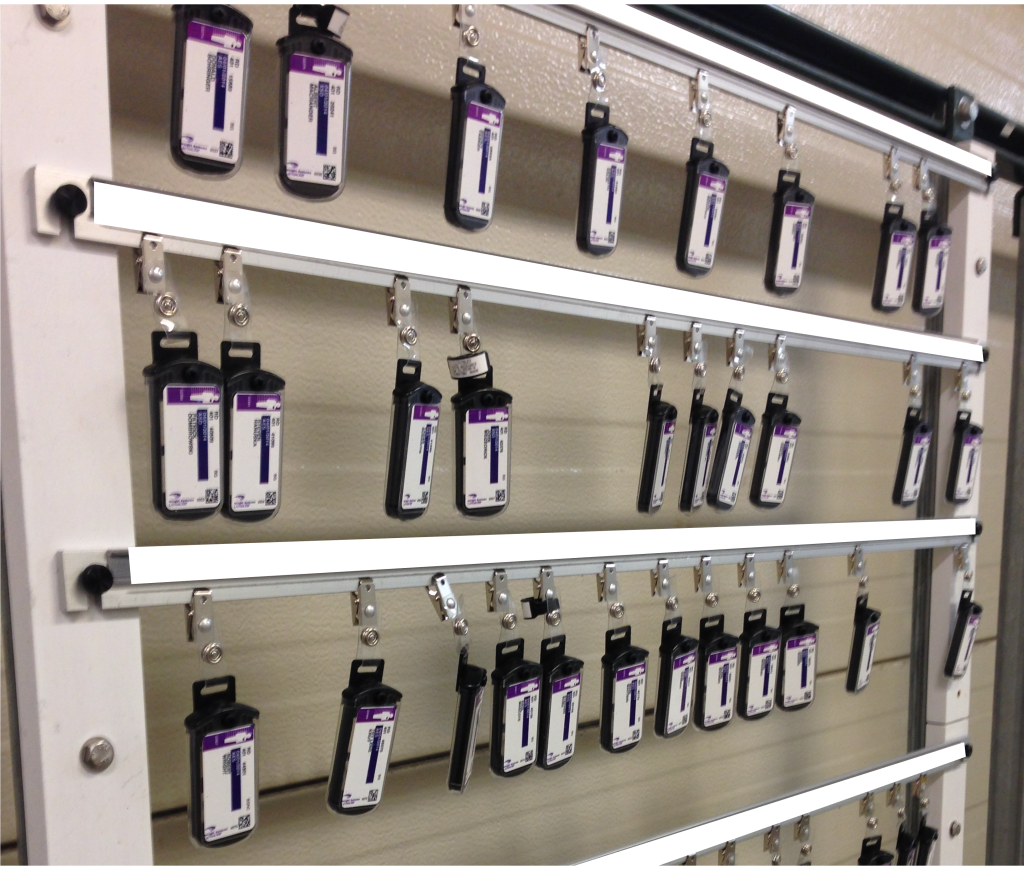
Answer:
[791, 222, 803, 269]
[704, 194, 717, 246]
[732, 440, 746, 487]
[936, 251, 945, 291]
[913, 448, 925, 485]
[680, 668, 689, 713]
[230, 747, 241, 811]
[489, 425, 499, 484]
[605, 166, 617, 224]
[800, 648, 809, 688]
[419, 424, 432, 485]
[478, 129, 490, 194]
[628, 678, 638, 727]
[777, 440, 790, 485]
[366, 724, 383, 783]
[562, 687, 572, 741]
[965, 448, 976, 483]
[316, 81, 330, 155]
[762, 655, 771, 696]
[197, 409, 209, 481]
[897, 246, 907, 289]
[259, 415, 271, 484]
[213, 52, 228, 131]
[720, 663, 730, 707]
[521, 694, 531, 747]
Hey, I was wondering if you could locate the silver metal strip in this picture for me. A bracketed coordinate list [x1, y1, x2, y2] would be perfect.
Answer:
[512, 5, 992, 190]
[89, 182, 984, 370]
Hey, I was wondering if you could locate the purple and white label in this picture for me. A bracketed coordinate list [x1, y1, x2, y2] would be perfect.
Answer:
[921, 234, 952, 310]
[162, 384, 221, 511]
[773, 202, 813, 288]
[649, 420, 676, 510]
[285, 53, 347, 187]
[746, 640, 779, 716]
[342, 705, 398, 808]
[717, 420, 753, 507]
[464, 407, 509, 509]
[686, 173, 728, 268]
[691, 422, 718, 509]
[759, 424, 798, 504]
[459, 102, 503, 222]
[954, 433, 982, 501]
[882, 230, 916, 308]
[855, 620, 880, 691]
[704, 647, 738, 727]
[665, 651, 696, 735]
[952, 613, 981, 677]
[545, 671, 582, 766]
[180, 20, 247, 165]
[200, 724, 255, 841]
[230, 392, 282, 514]
[503, 677, 540, 772]
[589, 143, 627, 249]
[901, 431, 932, 504]
[611, 661, 647, 748]
[401, 404, 440, 511]
[783, 633, 817, 707]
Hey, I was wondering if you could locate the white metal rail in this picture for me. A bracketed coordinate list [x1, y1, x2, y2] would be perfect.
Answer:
[513, 5, 993, 191]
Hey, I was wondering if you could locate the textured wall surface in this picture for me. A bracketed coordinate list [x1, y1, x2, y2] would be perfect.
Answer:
[0, 3, 1019, 865]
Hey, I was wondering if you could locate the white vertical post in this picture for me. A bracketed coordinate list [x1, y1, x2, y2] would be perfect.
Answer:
[0, 6, 152, 864]
[925, 143, 993, 865]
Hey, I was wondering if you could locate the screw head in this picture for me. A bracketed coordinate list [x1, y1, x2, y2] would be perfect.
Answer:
[40, 4, 71, 26]
[463, 333, 482, 353]
[705, 592, 719, 608]
[463, 25, 480, 46]
[464, 4, 476, 16]
[445, 597, 456, 609]
[364, 604, 376, 617]
[497, 591, 508, 605]
[910, 384, 922, 397]
[501, 613, 517, 630]
[592, 70, 606, 91]
[787, 584, 801, 598]
[975, 257, 987, 275]
[747, 588, 762, 603]
[461, 311, 472, 324]
[399, 302, 411, 316]
[453, 618, 469, 636]
[609, 603, 625, 619]
[155, 294, 178, 317]
[148, 265, 165, 283]
[867, 817, 878, 830]
[923, 186, 936, 203]
[400, 325, 418, 345]
[775, 370, 790, 384]
[964, 570, 974, 581]
[227, 278, 242, 293]
[666, 595, 680, 611]
[950, 821, 962, 837]
[784, 144, 799, 160]
[694, 362, 707, 378]
[699, 109, 713, 128]
[733, 365, 745, 380]
[201, 642, 224, 664]
[547, 609, 562, 626]
[229, 304, 250, 327]
[956, 96, 978, 126]
[961, 389, 972, 402]
[197, 617, 213, 632]
[361, 627, 380, 646]
[80, 737, 114, 772]
[800, 845, 812, 857]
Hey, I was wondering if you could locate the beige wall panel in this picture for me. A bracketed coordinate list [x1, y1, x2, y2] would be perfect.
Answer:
[0, 636, 16, 844]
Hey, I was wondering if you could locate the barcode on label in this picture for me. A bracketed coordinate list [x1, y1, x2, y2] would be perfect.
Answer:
[323, 164, 337, 181]
[368, 789, 379, 803]
[222, 752, 231, 774]
[525, 750, 534, 763]
[238, 814, 250, 828]
[219, 141, 234, 158]
[480, 202, 490, 217]
[495, 489, 506, 502]
[265, 491, 277, 507]
[205, 488, 219, 504]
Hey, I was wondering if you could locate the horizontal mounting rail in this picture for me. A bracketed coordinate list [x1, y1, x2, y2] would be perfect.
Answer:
[513, 5, 992, 191]
[579, 739, 969, 866]
[75, 180, 984, 370]
[60, 518, 977, 611]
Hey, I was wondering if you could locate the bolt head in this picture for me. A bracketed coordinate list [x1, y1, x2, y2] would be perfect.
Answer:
[155, 294, 178, 317]
[950, 821, 961, 837]
[148, 266, 164, 283]
[229, 304, 250, 327]
[705, 592, 719, 608]
[465, 4, 476, 16]
[197, 617, 213, 632]
[40, 4, 71, 26]
[920, 796, 930, 809]
[784, 144, 799, 160]
[910, 384, 922, 397]
[461, 311, 472, 324]
[454, 618, 469, 636]
[547, 609, 562, 626]
[400, 325, 418, 345]
[956, 96, 978, 126]
[975, 257, 987, 275]
[961, 389, 972, 402]
[501, 613, 517, 630]
[592, 70, 606, 91]
[699, 109, 713, 128]
[464, 25, 480, 46]
[201, 642, 224, 664]
[800, 845, 812, 856]
[497, 591, 508, 604]
[361, 627, 380, 646]
[747, 588, 761, 603]
[463, 333, 482, 353]
[867, 817, 878, 829]
[610, 603, 625, 619]
[733, 365, 745, 380]
[923, 186, 936, 203]
[445, 597, 456, 609]
[964, 570, 974, 581]
[694, 362, 707, 378]
[364, 604, 376, 617]
[787, 583, 800, 598]
[80, 737, 114, 772]
[228, 278, 242, 293]
[775, 370, 790, 384]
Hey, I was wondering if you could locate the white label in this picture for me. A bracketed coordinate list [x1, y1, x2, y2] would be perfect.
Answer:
[783, 634, 817, 707]
[952, 614, 981, 677]
[686, 173, 728, 268]
[589, 144, 626, 249]
[545, 672, 582, 766]
[773, 203, 813, 288]
[341, 706, 397, 809]
[230, 392, 282, 514]
[284, 53, 347, 187]
[745, 641, 779, 717]
[703, 647, 738, 727]
[649, 420, 676, 509]
[717, 420, 752, 507]
[881, 230, 915, 307]
[856, 620, 880, 691]
[901, 432, 932, 503]
[458, 102, 502, 222]
[463, 407, 509, 509]
[954, 434, 982, 501]
[162, 384, 222, 511]
[180, 21, 246, 165]
[759, 424, 799, 504]
[665, 651, 696, 735]
[921, 235, 952, 310]
[201, 725, 256, 842]
[401, 404, 440, 511]
[611, 662, 647, 748]
[691, 423, 717, 509]
[502, 678, 540, 772]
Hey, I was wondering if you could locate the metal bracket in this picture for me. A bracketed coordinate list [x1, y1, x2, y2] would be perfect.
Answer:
[860, 791, 876, 817]
[849, 545, 866, 579]
[137, 234, 166, 296]
[218, 247, 250, 336]
[764, 825, 782, 864]
[915, 159, 936, 209]
[794, 814, 811, 843]
[739, 553, 757, 588]
[186, 589, 223, 665]
[579, 26, 606, 92]
[524, 566, 562, 628]
[886, 147, 902, 197]
[691, 69, 712, 128]
[637, 315, 661, 381]
[351, 578, 381, 652]
[904, 355, 923, 406]
[770, 335, 790, 384]
[956, 362, 977, 406]
[954, 544, 974, 587]
[388, 276, 419, 360]
[694, 556, 714, 594]
[778, 105, 798, 160]
[778, 550, 799, 591]
[427, 572, 470, 642]
[727, 328, 746, 379]
[650, 559, 678, 611]
[450, 285, 481, 354]
[685, 322, 707, 377]
[597, 563, 624, 619]
[718, 841, 736, 865]
[487, 569, 517, 631]
[454, 4, 480, 53]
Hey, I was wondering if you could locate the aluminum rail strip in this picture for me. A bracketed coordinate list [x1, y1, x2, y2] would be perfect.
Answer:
[64, 518, 976, 610]
[578, 739, 969, 866]
[88, 181, 984, 370]
[512, 5, 992, 191]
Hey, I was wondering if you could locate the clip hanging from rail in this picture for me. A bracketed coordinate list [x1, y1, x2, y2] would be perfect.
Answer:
[955, 361, 979, 410]
[597, 562, 625, 625]
[694, 555, 719, 609]
[454, 4, 481, 58]
[427, 572, 471, 651]
[915, 159, 936, 215]
[685, 322, 707, 381]
[522, 566, 562, 635]
[388, 276, 420, 362]
[350, 578, 381, 658]
[764, 825, 783, 865]
[885, 147, 902, 202]
[739, 552, 760, 602]
[487, 569, 520, 640]
[718, 841, 736, 866]
[137, 234, 185, 332]
[770, 334, 790, 388]
[778, 104, 798, 163]
[691, 69, 712, 137]
[637, 315, 661, 385]
[448, 285, 488, 378]
[218, 247, 251, 342]
[651, 558, 679, 613]
[579, 25, 607, 100]
[726, 328, 750, 385]
[904, 355, 923, 409]
[778, 550, 800, 600]
[794, 814, 812, 865]
[186, 588, 223, 666]
[849, 545, 867, 589]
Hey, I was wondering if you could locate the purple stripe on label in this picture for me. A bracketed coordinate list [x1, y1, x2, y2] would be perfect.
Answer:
[615, 664, 645, 681]
[186, 21, 246, 51]
[929, 237, 951, 250]
[356, 706, 396, 723]
[867, 621, 880, 637]
[477, 127, 491, 194]
[258, 416, 271, 484]
[561, 688, 573, 740]
[506, 679, 539, 699]
[366, 725, 383, 783]
[964, 434, 982, 447]
[467, 408, 508, 424]
[489, 425, 500, 483]
[967, 615, 981, 628]
[892, 232, 915, 245]
[787, 634, 816, 649]
[597, 144, 626, 163]
[774, 425, 799, 438]
[551, 674, 581, 694]
[236, 393, 280, 411]
[167, 386, 220, 404]
[914, 433, 932, 445]
[664, 421, 676, 435]
[752, 642, 779, 656]
[698, 173, 726, 192]
[605, 164, 617, 224]
[896, 246, 909, 288]
[673, 653, 696, 670]
[708, 649, 737, 665]
[784, 204, 812, 218]
[196, 409, 209, 481]
[202, 726, 254, 751]
[735, 423, 752, 438]
[704, 193, 717, 246]
[466, 103, 502, 126]
[289, 53, 345, 78]
[418, 423, 432, 485]
[412, 404, 440, 421]
[230, 747, 241, 810]
[521, 694, 532, 745]
[316, 81, 330, 155]
[212, 51, 229, 131]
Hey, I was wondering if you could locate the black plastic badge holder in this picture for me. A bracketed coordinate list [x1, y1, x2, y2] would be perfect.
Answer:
[490, 638, 543, 777]
[599, 626, 649, 753]
[943, 590, 983, 678]
[846, 594, 882, 693]
[536, 635, 584, 770]
[221, 341, 285, 522]
[577, 102, 629, 257]
[654, 616, 698, 738]
[776, 604, 819, 712]
[327, 659, 402, 815]
[276, 4, 353, 199]
[694, 615, 740, 731]
[450, 365, 512, 517]
[706, 389, 755, 511]
[750, 392, 801, 508]
[737, 609, 781, 720]
[893, 407, 932, 507]
[448, 647, 488, 793]
[637, 385, 678, 514]
[171, 5, 253, 175]
[945, 410, 983, 504]
[679, 389, 719, 512]
[912, 211, 953, 317]
[445, 58, 505, 231]
[185, 676, 259, 848]
[872, 203, 917, 312]
[858, 835, 895, 866]
[386, 360, 442, 520]
[144, 331, 224, 520]
[765, 169, 815, 294]
[677, 138, 730, 276]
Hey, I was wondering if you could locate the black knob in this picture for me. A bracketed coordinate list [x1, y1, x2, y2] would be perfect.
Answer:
[79, 564, 114, 596]
[52, 184, 88, 221]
